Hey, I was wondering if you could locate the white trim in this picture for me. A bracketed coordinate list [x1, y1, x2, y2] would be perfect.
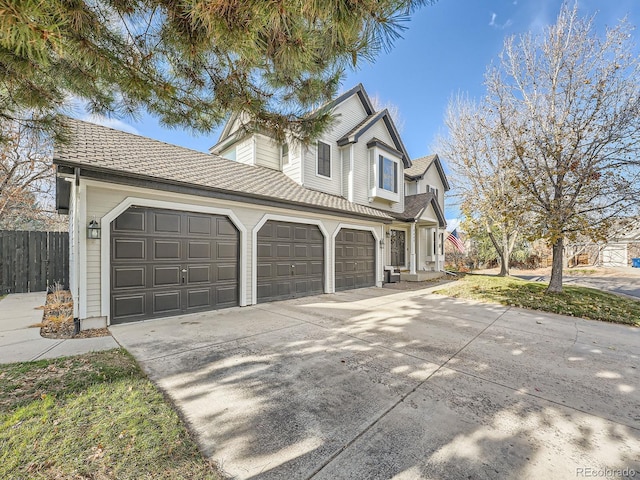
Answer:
[100, 197, 248, 324]
[315, 140, 332, 179]
[332, 224, 383, 288]
[70, 181, 80, 319]
[78, 181, 88, 319]
[252, 214, 330, 304]
[348, 144, 355, 202]
[410, 222, 417, 275]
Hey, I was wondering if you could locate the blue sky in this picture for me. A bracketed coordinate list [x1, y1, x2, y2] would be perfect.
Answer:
[77, 0, 640, 222]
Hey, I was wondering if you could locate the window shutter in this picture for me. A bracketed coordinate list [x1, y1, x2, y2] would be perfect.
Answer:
[379, 155, 384, 188]
[393, 162, 398, 193]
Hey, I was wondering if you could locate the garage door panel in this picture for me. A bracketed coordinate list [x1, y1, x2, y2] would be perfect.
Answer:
[294, 227, 308, 240]
[154, 266, 181, 286]
[217, 242, 238, 259]
[188, 265, 210, 283]
[114, 239, 145, 260]
[154, 240, 181, 259]
[216, 218, 237, 236]
[216, 285, 238, 306]
[257, 243, 272, 257]
[114, 211, 145, 232]
[311, 245, 323, 258]
[277, 225, 292, 239]
[111, 207, 239, 323]
[113, 294, 145, 318]
[257, 263, 272, 278]
[335, 228, 375, 292]
[293, 263, 308, 275]
[277, 244, 291, 257]
[257, 220, 324, 302]
[153, 291, 181, 313]
[113, 267, 145, 289]
[187, 289, 210, 308]
[154, 212, 181, 233]
[216, 264, 237, 281]
[276, 263, 291, 277]
[188, 241, 210, 259]
[188, 215, 213, 235]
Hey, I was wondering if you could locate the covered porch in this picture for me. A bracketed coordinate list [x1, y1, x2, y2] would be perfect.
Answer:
[384, 193, 447, 281]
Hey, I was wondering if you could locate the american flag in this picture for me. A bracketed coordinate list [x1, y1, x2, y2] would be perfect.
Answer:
[447, 229, 465, 253]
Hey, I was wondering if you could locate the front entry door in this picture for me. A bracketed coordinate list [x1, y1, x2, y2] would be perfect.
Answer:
[390, 230, 406, 267]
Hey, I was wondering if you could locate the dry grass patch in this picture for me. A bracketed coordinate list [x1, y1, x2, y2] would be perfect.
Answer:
[0, 349, 223, 479]
[435, 274, 640, 326]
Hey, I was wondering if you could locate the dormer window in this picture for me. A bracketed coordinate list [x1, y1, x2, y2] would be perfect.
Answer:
[379, 155, 398, 193]
[281, 143, 289, 165]
[317, 141, 331, 177]
[368, 141, 401, 203]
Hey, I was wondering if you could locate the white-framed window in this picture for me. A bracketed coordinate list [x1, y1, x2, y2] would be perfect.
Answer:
[281, 142, 289, 166]
[378, 155, 398, 193]
[317, 141, 331, 177]
[223, 147, 237, 161]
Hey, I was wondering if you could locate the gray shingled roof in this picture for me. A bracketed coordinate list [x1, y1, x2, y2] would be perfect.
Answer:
[54, 118, 393, 221]
[404, 154, 437, 178]
[393, 193, 446, 227]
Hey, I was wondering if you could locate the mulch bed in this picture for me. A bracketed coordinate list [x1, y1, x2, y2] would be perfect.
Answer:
[39, 290, 110, 339]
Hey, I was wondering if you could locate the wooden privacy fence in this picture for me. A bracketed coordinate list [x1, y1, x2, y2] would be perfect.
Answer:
[0, 231, 69, 294]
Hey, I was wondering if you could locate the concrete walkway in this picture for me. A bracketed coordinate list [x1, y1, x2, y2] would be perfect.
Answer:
[0, 293, 119, 364]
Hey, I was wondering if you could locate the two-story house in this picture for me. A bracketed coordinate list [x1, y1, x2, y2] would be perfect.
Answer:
[54, 84, 449, 328]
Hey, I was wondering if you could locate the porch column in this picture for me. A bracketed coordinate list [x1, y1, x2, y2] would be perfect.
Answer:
[410, 222, 417, 275]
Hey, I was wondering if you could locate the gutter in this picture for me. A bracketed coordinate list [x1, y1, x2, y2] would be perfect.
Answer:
[54, 160, 394, 224]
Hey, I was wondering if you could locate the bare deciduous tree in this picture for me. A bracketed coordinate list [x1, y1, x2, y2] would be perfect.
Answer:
[439, 96, 528, 276]
[0, 120, 60, 230]
[485, 3, 640, 292]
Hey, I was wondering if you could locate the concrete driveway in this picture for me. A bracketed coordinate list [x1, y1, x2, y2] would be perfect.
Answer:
[110, 287, 640, 479]
[516, 267, 640, 300]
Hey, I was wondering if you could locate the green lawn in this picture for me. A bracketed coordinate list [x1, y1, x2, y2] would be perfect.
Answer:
[435, 275, 640, 326]
[0, 349, 222, 479]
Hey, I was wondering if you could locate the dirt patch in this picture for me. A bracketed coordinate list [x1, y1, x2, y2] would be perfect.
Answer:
[40, 288, 110, 339]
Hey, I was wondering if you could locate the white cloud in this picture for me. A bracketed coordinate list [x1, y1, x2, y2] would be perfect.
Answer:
[489, 12, 513, 29]
[82, 114, 139, 135]
[446, 218, 462, 232]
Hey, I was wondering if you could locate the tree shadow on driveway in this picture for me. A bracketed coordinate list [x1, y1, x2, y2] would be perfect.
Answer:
[111, 288, 640, 479]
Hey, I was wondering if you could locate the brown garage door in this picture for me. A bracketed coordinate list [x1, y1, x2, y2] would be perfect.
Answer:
[335, 228, 376, 291]
[257, 220, 324, 302]
[110, 207, 239, 323]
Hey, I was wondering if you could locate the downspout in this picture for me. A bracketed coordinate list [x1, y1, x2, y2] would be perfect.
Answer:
[73, 168, 80, 322]
[410, 221, 417, 275]
[300, 144, 305, 186]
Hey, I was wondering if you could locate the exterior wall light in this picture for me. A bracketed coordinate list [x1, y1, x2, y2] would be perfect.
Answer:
[87, 219, 101, 239]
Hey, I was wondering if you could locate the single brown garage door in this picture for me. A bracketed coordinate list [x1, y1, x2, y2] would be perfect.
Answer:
[257, 220, 324, 302]
[110, 207, 239, 323]
[335, 228, 376, 291]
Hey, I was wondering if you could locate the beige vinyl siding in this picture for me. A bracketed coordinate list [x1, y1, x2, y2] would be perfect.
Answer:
[82, 181, 384, 319]
[302, 95, 368, 195]
[235, 137, 254, 165]
[282, 140, 302, 184]
[351, 119, 404, 214]
[419, 166, 445, 211]
[341, 147, 350, 199]
[255, 134, 280, 170]
[303, 141, 341, 195]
